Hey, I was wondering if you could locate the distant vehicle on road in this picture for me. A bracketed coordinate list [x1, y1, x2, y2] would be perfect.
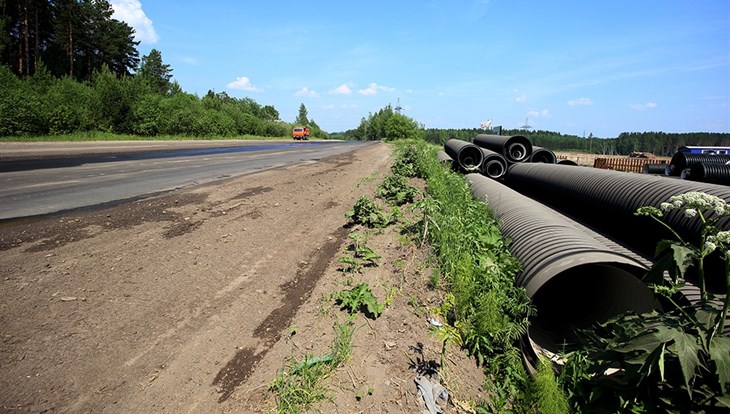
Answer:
[292, 126, 310, 140]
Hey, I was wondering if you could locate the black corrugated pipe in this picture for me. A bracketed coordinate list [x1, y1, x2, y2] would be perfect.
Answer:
[466, 174, 659, 360]
[444, 139, 484, 171]
[667, 152, 730, 176]
[643, 163, 667, 175]
[529, 146, 557, 164]
[689, 162, 730, 185]
[436, 150, 453, 164]
[505, 163, 730, 292]
[473, 134, 533, 163]
[479, 148, 508, 179]
[557, 159, 578, 166]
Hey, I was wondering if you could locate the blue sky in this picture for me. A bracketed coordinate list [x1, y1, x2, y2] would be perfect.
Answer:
[110, 0, 730, 138]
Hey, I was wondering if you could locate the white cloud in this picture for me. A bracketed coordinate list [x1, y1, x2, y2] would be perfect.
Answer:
[630, 102, 657, 110]
[295, 87, 319, 98]
[227, 76, 261, 92]
[527, 109, 550, 118]
[109, 0, 158, 44]
[358, 82, 395, 96]
[568, 97, 593, 106]
[330, 83, 353, 95]
[515, 93, 527, 103]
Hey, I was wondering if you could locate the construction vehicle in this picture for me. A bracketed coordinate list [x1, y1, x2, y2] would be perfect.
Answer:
[292, 126, 310, 140]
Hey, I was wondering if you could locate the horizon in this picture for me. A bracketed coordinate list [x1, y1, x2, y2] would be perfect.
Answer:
[111, 0, 730, 139]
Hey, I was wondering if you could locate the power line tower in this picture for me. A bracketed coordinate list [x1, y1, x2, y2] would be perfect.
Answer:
[520, 117, 532, 130]
[394, 97, 403, 114]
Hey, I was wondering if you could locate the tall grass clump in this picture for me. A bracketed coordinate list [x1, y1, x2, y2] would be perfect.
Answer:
[269, 318, 355, 413]
[394, 139, 536, 410]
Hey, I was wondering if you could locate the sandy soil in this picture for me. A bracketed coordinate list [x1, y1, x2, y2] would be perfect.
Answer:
[1, 142, 486, 413]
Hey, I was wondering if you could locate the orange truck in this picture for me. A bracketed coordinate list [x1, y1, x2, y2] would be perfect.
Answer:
[292, 126, 310, 140]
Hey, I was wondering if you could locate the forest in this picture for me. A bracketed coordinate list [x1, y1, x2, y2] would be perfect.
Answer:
[0, 0, 323, 138]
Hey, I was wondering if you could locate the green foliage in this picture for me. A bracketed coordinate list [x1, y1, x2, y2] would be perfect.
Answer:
[270, 318, 354, 413]
[1, 0, 139, 80]
[527, 358, 570, 414]
[376, 175, 420, 206]
[0, 66, 45, 136]
[138, 49, 173, 95]
[45, 76, 94, 134]
[561, 192, 730, 412]
[335, 283, 385, 319]
[394, 139, 534, 410]
[295, 103, 309, 126]
[343, 104, 423, 141]
[345, 196, 392, 228]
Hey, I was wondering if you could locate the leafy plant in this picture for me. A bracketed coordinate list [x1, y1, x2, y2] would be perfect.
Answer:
[345, 196, 392, 228]
[337, 232, 381, 274]
[335, 283, 385, 319]
[561, 192, 730, 412]
[347, 232, 381, 266]
[376, 174, 420, 206]
[391, 139, 533, 411]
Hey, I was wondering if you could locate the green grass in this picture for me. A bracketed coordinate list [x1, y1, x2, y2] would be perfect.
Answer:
[0, 132, 294, 142]
[392, 139, 536, 412]
[269, 317, 355, 414]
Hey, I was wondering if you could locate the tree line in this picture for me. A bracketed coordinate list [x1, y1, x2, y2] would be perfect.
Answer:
[0, 1, 327, 138]
[1, 0, 138, 80]
[352, 125, 730, 157]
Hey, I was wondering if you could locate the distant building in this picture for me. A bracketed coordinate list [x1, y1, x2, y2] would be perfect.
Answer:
[679, 146, 730, 155]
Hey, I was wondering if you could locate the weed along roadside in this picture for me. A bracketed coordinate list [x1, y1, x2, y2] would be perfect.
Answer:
[266, 138, 730, 413]
[264, 140, 548, 413]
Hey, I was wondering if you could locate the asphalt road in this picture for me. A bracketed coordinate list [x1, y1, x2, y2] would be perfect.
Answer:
[0, 140, 373, 220]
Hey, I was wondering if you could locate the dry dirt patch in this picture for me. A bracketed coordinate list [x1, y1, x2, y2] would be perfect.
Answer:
[1, 141, 486, 413]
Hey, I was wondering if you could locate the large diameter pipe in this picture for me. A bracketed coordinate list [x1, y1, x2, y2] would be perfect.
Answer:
[689, 162, 730, 185]
[667, 152, 730, 176]
[529, 146, 557, 164]
[466, 174, 658, 355]
[444, 139, 484, 171]
[473, 134, 533, 163]
[505, 163, 730, 291]
[479, 148, 508, 179]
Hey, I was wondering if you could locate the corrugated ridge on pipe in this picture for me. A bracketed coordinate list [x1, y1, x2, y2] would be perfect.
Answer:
[504, 163, 730, 292]
[668, 153, 730, 176]
[466, 174, 659, 358]
[689, 162, 730, 185]
[444, 139, 484, 171]
[473, 134, 533, 163]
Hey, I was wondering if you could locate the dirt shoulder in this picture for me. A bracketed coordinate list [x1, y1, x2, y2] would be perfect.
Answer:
[0, 142, 485, 413]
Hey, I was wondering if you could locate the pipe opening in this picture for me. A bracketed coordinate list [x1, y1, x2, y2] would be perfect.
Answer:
[482, 160, 506, 178]
[459, 147, 483, 170]
[507, 143, 528, 161]
[528, 263, 659, 354]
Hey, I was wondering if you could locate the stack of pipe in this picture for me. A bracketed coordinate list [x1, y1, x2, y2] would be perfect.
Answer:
[505, 162, 730, 292]
[467, 174, 660, 368]
[473, 134, 534, 164]
[666, 152, 730, 177]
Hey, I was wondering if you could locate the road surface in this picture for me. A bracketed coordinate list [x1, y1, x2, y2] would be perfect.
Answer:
[0, 140, 371, 220]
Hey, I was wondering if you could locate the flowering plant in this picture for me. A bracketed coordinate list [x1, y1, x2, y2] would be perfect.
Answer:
[561, 192, 730, 412]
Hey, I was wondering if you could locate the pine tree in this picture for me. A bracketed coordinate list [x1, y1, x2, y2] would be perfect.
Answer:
[138, 48, 172, 95]
[295, 103, 309, 125]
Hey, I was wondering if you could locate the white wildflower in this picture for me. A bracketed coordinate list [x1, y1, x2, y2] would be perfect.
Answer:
[704, 241, 717, 255]
[660, 202, 674, 211]
[684, 208, 698, 218]
[715, 231, 730, 244]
